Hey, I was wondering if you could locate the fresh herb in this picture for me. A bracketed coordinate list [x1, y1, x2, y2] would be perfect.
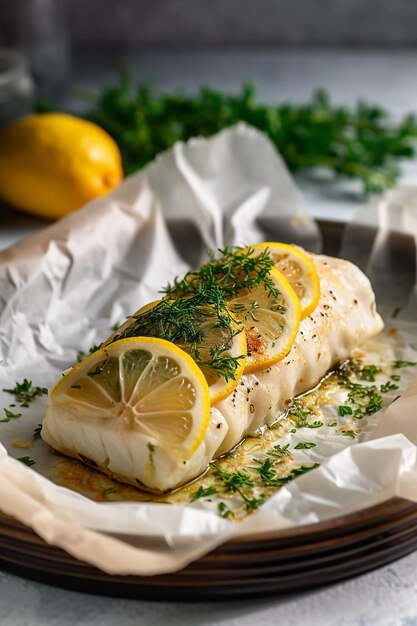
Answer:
[112, 286, 245, 382]
[380, 381, 400, 393]
[294, 441, 316, 450]
[359, 364, 382, 382]
[267, 443, 291, 459]
[17, 456, 36, 466]
[328, 421, 338, 427]
[392, 307, 401, 319]
[339, 405, 353, 416]
[190, 485, 218, 502]
[3, 379, 47, 407]
[89, 78, 417, 195]
[288, 400, 323, 428]
[77, 344, 102, 363]
[253, 457, 319, 487]
[165, 246, 279, 301]
[217, 502, 232, 518]
[211, 464, 264, 510]
[0, 408, 22, 422]
[33, 423, 42, 437]
[392, 360, 417, 369]
[391, 374, 401, 381]
[338, 363, 384, 418]
[341, 430, 357, 438]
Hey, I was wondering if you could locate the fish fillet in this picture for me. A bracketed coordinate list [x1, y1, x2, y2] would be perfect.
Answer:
[42, 253, 383, 492]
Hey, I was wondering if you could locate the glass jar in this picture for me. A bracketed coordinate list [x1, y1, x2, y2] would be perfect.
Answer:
[0, 48, 34, 127]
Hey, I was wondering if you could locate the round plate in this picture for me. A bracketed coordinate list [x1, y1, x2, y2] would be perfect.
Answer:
[1, 498, 417, 600]
[1, 220, 416, 600]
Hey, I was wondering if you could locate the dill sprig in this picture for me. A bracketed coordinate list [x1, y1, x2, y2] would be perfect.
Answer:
[211, 464, 264, 510]
[165, 246, 279, 300]
[3, 379, 48, 407]
[112, 286, 245, 382]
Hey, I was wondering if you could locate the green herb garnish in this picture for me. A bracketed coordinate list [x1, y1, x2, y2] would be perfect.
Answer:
[211, 464, 263, 510]
[190, 485, 218, 502]
[77, 344, 102, 363]
[294, 441, 316, 450]
[217, 502, 232, 518]
[393, 360, 417, 369]
[17, 456, 36, 466]
[0, 408, 22, 422]
[89, 78, 417, 195]
[112, 286, 245, 382]
[3, 379, 48, 407]
[339, 405, 353, 416]
[359, 364, 382, 382]
[380, 381, 400, 393]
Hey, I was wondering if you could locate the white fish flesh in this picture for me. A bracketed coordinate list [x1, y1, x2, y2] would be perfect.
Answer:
[42, 254, 383, 492]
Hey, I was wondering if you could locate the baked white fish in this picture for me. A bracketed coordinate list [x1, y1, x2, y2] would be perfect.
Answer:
[42, 253, 383, 492]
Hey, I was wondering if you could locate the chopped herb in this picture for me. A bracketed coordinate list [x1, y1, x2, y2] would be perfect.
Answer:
[211, 464, 263, 510]
[190, 485, 218, 502]
[288, 400, 323, 428]
[112, 287, 245, 382]
[17, 456, 36, 466]
[211, 465, 253, 491]
[380, 381, 400, 393]
[328, 421, 338, 427]
[253, 456, 319, 487]
[307, 420, 324, 429]
[0, 408, 22, 422]
[77, 344, 102, 363]
[359, 364, 382, 382]
[165, 246, 280, 302]
[339, 405, 353, 416]
[393, 360, 417, 369]
[341, 430, 357, 438]
[267, 443, 291, 459]
[3, 379, 48, 407]
[392, 307, 401, 319]
[102, 487, 118, 497]
[390, 374, 401, 381]
[294, 441, 316, 450]
[33, 423, 42, 437]
[218, 502, 232, 518]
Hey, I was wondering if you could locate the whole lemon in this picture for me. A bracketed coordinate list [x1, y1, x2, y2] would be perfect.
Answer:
[0, 113, 123, 219]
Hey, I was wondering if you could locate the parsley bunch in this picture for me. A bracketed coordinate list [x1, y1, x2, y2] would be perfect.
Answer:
[89, 77, 417, 195]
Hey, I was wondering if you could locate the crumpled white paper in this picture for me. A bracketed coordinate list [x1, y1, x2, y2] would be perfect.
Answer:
[1, 124, 417, 576]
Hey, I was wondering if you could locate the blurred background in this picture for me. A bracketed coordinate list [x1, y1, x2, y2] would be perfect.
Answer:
[1, 0, 417, 242]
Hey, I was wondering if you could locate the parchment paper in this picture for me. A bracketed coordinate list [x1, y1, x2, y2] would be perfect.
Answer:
[1, 124, 417, 576]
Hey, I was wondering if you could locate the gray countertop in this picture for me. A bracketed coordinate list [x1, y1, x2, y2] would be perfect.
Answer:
[1, 48, 417, 625]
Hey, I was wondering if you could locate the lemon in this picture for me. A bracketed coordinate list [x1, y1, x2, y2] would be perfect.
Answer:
[246, 242, 321, 319]
[0, 113, 123, 219]
[50, 337, 211, 459]
[228, 267, 301, 373]
[103, 299, 247, 405]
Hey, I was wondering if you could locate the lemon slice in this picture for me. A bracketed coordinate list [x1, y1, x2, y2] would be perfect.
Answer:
[180, 308, 247, 405]
[51, 337, 211, 459]
[245, 243, 320, 319]
[103, 299, 246, 406]
[228, 267, 301, 373]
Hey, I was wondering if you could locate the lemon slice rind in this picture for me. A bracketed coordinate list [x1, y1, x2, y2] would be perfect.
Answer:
[246, 242, 320, 319]
[51, 336, 211, 459]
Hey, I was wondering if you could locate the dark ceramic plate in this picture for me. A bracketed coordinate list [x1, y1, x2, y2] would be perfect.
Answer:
[1, 220, 416, 601]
